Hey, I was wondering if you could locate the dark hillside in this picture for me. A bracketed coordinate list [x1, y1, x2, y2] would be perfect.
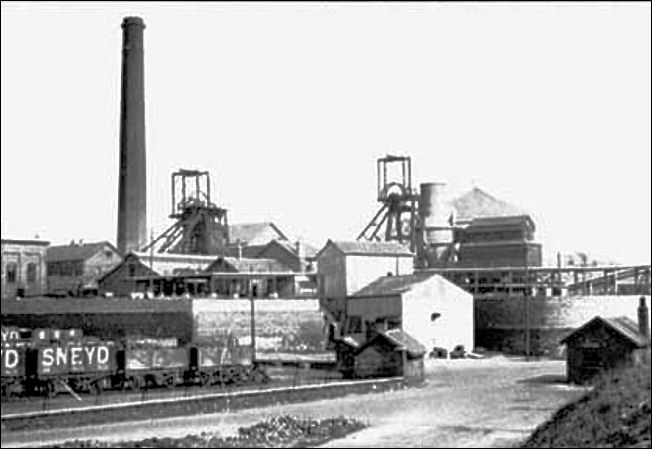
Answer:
[523, 361, 651, 448]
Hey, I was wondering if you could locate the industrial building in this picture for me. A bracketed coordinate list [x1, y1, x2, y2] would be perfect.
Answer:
[45, 241, 122, 296]
[348, 329, 426, 379]
[97, 251, 316, 299]
[316, 240, 414, 301]
[1, 239, 50, 298]
[561, 297, 650, 383]
[345, 272, 474, 353]
[455, 215, 542, 268]
[98, 252, 218, 296]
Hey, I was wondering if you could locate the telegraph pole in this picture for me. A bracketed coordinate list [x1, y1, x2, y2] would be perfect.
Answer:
[524, 259, 530, 361]
[250, 293, 256, 365]
[149, 229, 154, 296]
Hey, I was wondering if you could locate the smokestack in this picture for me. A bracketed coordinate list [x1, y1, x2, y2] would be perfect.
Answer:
[418, 182, 454, 267]
[117, 16, 147, 255]
[638, 296, 650, 344]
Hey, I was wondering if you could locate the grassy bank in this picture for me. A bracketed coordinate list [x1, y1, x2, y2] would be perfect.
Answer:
[522, 361, 651, 448]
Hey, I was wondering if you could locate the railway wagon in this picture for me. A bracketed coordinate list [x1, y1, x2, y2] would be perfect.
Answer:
[188, 343, 262, 386]
[29, 340, 118, 395]
[1, 345, 26, 395]
[121, 346, 188, 389]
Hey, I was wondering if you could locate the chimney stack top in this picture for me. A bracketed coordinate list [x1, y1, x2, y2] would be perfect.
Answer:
[122, 17, 145, 28]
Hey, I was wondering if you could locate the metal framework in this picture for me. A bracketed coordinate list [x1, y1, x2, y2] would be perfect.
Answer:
[415, 264, 652, 297]
[141, 169, 229, 254]
[357, 155, 420, 252]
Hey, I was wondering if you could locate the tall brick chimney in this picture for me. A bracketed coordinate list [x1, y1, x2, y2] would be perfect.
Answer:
[638, 296, 650, 344]
[117, 16, 147, 255]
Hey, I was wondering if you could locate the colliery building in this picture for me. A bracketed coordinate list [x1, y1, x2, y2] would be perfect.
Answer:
[45, 241, 122, 297]
[1, 239, 49, 298]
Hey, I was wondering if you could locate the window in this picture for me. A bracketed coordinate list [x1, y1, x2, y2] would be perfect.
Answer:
[26, 263, 37, 283]
[347, 315, 362, 333]
[74, 261, 84, 276]
[6, 263, 17, 284]
[128, 263, 136, 277]
[47, 262, 58, 276]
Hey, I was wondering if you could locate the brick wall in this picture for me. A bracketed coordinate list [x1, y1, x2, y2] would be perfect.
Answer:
[475, 295, 651, 356]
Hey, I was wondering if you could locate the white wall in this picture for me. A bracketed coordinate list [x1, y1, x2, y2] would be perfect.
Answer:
[402, 274, 474, 352]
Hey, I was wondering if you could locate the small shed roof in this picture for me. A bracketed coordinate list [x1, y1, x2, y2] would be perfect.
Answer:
[560, 315, 648, 347]
[357, 329, 427, 358]
[46, 241, 119, 263]
[317, 240, 414, 258]
[352, 272, 437, 297]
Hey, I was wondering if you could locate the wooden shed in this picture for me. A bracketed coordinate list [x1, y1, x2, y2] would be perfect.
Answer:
[560, 315, 649, 384]
[351, 329, 426, 380]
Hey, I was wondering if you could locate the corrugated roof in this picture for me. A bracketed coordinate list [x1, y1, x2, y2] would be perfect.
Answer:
[319, 240, 414, 258]
[228, 222, 288, 246]
[131, 252, 217, 276]
[46, 241, 119, 263]
[353, 272, 437, 297]
[452, 188, 527, 223]
[560, 315, 648, 347]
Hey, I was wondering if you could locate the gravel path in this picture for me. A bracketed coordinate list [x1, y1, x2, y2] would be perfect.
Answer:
[1, 356, 588, 448]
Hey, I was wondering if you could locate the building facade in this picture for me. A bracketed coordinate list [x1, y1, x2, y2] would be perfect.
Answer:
[46, 241, 122, 296]
[345, 272, 474, 353]
[561, 312, 649, 384]
[98, 252, 217, 297]
[1, 239, 50, 298]
[316, 240, 414, 301]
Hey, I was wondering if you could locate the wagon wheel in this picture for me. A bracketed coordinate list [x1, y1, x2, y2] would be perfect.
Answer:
[90, 381, 104, 395]
[130, 376, 142, 391]
[165, 376, 176, 389]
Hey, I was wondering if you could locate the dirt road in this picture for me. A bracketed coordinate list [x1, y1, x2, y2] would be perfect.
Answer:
[1, 356, 588, 448]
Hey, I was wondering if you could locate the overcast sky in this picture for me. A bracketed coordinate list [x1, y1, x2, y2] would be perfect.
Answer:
[1, 2, 650, 264]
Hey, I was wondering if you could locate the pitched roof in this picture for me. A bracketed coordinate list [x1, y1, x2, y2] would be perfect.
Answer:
[317, 240, 414, 258]
[353, 272, 437, 297]
[130, 252, 217, 276]
[2, 239, 50, 247]
[452, 187, 527, 223]
[205, 256, 293, 273]
[262, 239, 320, 259]
[560, 315, 648, 347]
[224, 244, 268, 259]
[228, 222, 288, 246]
[359, 329, 427, 357]
[46, 241, 119, 263]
